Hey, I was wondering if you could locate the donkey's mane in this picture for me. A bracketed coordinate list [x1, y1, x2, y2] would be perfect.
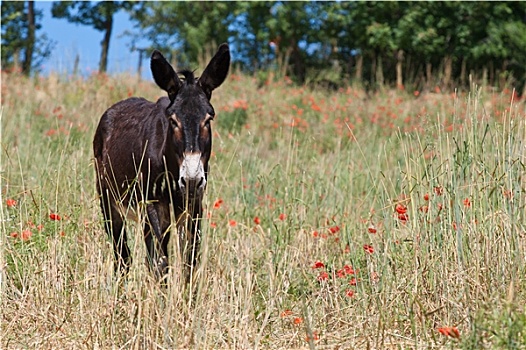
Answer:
[178, 70, 197, 84]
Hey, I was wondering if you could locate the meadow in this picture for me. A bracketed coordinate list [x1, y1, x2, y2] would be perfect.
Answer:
[1, 69, 525, 349]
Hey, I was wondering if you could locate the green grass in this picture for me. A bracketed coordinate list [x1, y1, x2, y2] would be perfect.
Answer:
[1, 70, 525, 349]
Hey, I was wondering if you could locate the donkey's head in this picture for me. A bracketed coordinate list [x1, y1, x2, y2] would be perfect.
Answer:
[150, 44, 230, 198]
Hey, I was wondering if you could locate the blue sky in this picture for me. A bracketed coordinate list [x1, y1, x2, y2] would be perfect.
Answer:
[36, 1, 147, 76]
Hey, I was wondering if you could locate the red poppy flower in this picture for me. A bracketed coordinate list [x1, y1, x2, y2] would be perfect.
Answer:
[213, 198, 223, 209]
[345, 289, 355, 297]
[317, 271, 329, 281]
[329, 225, 340, 234]
[253, 216, 261, 225]
[343, 265, 356, 275]
[293, 317, 303, 325]
[305, 332, 319, 342]
[368, 225, 377, 234]
[463, 198, 471, 207]
[312, 261, 325, 269]
[363, 244, 374, 254]
[398, 213, 409, 222]
[423, 193, 430, 201]
[21, 229, 32, 241]
[278, 213, 286, 221]
[228, 220, 237, 227]
[6, 198, 17, 207]
[395, 204, 407, 214]
[280, 310, 293, 317]
[49, 213, 61, 221]
[437, 327, 460, 339]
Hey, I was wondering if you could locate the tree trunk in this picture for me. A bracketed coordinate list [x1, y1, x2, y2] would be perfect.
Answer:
[443, 55, 452, 89]
[99, 2, 114, 73]
[355, 54, 363, 82]
[396, 50, 404, 89]
[370, 54, 376, 86]
[376, 54, 384, 86]
[489, 60, 494, 86]
[460, 57, 467, 87]
[426, 62, 432, 89]
[22, 1, 35, 75]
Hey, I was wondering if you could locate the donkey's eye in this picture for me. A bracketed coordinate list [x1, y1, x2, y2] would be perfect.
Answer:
[203, 113, 214, 127]
[169, 114, 182, 129]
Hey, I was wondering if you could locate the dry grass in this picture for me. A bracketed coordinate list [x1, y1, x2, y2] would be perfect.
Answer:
[1, 70, 526, 349]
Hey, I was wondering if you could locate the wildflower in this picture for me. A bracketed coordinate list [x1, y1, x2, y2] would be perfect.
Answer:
[59, 231, 66, 237]
[413, 90, 420, 97]
[346, 289, 355, 297]
[434, 186, 443, 196]
[329, 225, 340, 234]
[10, 232, 18, 238]
[395, 204, 407, 214]
[37, 224, 44, 231]
[419, 205, 429, 213]
[463, 198, 471, 207]
[228, 220, 237, 227]
[349, 277, 358, 286]
[368, 225, 377, 234]
[344, 265, 356, 275]
[49, 213, 61, 221]
[213, 198, 223, 209]
[21, 229, 32, 241]
[280, 310, 293, 317]
[253, 216, 261, 225]
[278, 213, 286, 221]
[317, 271, 329, 281]
[312, 261, 325, 269]
[305, 332, 319, 342]
[398, 213, 409, 222]
[312, 230, 319, 238]
[423, 193, 430, 201]
[363, 244, 374, 254]
[210, 222, 217, 229]
[437, 327, 460, 339]
[293, 317, 303, 325]
[336, 269, 346, 278]
[6, 198, 17, 207]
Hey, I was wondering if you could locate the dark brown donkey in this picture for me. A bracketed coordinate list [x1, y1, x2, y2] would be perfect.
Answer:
[93, 44, 230, 281]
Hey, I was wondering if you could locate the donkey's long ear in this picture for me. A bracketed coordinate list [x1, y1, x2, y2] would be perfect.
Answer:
[151, 50, 182, 102]
[198, 43, 230, 99]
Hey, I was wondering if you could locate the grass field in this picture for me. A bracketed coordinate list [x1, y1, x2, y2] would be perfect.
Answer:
[1, 70, 525, 349]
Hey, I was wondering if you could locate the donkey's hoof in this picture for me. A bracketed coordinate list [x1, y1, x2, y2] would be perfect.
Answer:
[155, 256, 168, 279]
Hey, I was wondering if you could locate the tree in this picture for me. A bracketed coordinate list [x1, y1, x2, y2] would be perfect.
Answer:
[131, 2, 236, 69]
[1, 1, 53, 75]
[51, 1, 134, 73]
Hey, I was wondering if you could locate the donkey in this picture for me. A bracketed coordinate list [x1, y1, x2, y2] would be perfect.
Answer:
[93, 43, 230, 282]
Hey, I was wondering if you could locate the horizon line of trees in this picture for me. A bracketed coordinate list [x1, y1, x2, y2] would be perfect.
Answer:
[2, 1, 525, 93]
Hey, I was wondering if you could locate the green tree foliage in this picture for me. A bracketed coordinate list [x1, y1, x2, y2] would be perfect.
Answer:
[1, 1, 53, 75]
[51, 1, 134, 73]
[131, 1, 235, 69]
